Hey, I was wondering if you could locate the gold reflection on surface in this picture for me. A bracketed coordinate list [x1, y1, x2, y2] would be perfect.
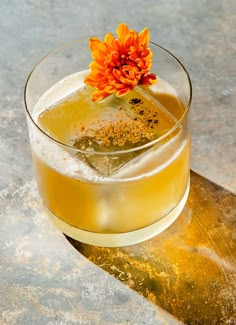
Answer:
[67, 171, 236, 325]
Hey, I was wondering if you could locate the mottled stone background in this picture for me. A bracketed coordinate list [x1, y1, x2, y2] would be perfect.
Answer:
[0, 0, 235, 324]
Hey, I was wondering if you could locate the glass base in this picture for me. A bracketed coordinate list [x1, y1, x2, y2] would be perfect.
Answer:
[46, 178, 190, 247]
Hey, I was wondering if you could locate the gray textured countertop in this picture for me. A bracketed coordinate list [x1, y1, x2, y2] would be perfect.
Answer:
[0, 0, 235, 324]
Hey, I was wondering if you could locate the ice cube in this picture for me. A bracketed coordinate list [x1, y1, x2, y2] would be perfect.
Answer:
[71, 87, 176, 177]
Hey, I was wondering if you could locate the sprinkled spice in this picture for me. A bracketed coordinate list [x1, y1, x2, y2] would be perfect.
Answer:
[71, 106, 159, 151]
[129, 98, 143, 105]
[71, 90, 161, 152]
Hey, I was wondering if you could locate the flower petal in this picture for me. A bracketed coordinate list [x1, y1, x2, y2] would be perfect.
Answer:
[117, 86, 132, 97]
[116, 23, 129, 44]
[138, 27, 150, 47]
[104, 32, 115, 47]
[89, 38, 107, 54]
[141, 73, 157, 85]
[92, 90, 111, 102]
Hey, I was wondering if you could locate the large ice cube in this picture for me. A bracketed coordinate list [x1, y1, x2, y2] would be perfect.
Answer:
[71, 86, 176, 177]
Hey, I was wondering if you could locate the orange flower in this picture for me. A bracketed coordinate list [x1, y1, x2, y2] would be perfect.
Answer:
[84, 23, 157, 102]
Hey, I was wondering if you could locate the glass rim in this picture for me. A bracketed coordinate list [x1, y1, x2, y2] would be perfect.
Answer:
[24, 37, 192, 156]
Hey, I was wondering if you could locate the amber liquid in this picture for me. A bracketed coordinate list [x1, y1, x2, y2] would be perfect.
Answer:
[32, 72, 190, 237]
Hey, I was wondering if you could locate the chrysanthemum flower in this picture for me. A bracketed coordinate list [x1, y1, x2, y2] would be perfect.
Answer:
[84, 23, 157, 102]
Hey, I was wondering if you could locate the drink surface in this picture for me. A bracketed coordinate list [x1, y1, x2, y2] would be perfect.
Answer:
[31, 71, 190, 233]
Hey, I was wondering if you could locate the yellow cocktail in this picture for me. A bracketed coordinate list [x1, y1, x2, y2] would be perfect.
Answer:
[24, 25, 192, 246]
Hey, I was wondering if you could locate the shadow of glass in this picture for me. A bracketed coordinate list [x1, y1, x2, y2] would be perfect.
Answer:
[66, 171, 236, 325]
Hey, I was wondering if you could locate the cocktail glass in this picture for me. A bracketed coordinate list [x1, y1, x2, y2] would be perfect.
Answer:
[24, 37, 192, 247]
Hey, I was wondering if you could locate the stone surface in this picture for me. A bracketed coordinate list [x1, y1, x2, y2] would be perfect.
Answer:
[71, 172, 236, 324]
[0, 181, 179, 325]
[0, 0, 235, 324]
